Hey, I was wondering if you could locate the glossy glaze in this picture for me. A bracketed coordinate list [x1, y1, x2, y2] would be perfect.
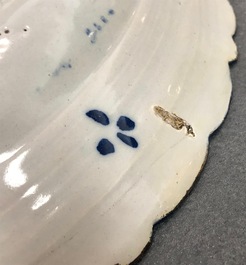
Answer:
[0, 0, 236, 264]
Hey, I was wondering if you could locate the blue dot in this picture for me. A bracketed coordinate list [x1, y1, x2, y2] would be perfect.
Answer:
[85, 28, 91, 35]
[117, 116, 135, 131]
[108, 9, 115, 15]
[117, 133, 138, 148]
[97, 139, 115, 155]
[93, 23, 102, 31]
[101, 16, 108, 23]
[86, 110, 110, 126]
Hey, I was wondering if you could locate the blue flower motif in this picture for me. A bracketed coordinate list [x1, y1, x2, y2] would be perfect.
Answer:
[86, 109, 138, 156]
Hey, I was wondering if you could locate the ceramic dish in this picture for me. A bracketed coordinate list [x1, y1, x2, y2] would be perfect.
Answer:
[0, 0, 237, 264]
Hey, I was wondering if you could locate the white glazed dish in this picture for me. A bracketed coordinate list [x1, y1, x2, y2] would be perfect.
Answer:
[0, 1, 237, 265]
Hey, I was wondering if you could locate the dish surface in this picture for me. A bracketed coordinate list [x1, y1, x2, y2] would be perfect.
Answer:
[0, 0, 236, 264]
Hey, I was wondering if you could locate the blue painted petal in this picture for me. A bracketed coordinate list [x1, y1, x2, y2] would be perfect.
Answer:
[117, 133, 138, 148]
[86, 110, 110, 126]
[117, 116, 135, 131]
[97, 139, 115, 155]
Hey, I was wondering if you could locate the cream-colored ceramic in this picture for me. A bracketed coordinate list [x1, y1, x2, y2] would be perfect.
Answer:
[0, 0, 236, 264]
